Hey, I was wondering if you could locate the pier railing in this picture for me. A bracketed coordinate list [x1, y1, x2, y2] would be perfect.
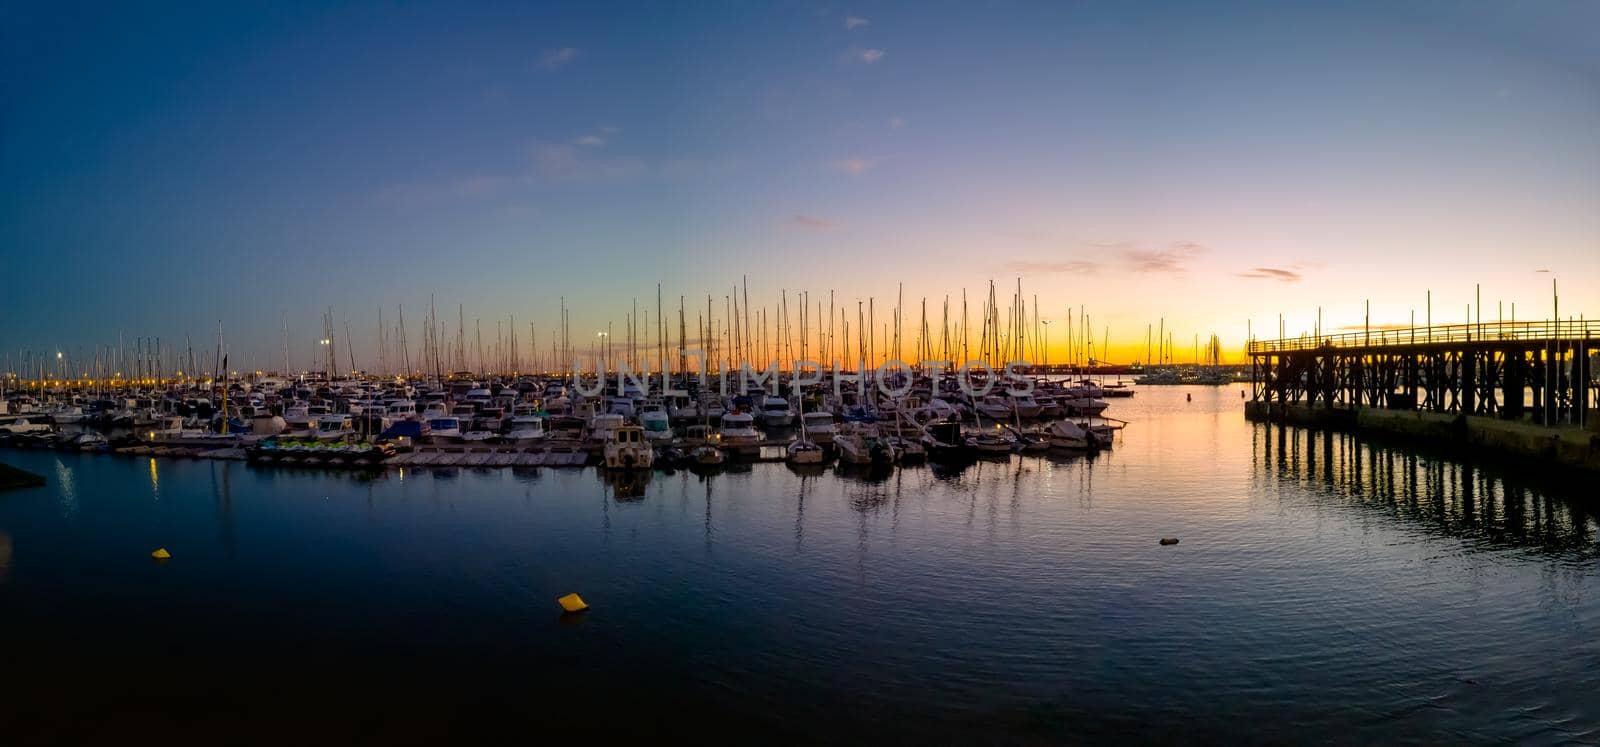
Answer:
[1247, 320, 1600, 355]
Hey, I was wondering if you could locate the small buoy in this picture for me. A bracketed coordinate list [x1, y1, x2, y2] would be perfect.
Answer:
[1186, 393, 1192, 401]
[1159, 538, 1179, 546]
[557, 592, 589, 613]
[151, 548, 172, 559]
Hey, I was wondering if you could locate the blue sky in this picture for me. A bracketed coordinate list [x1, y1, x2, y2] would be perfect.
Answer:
[3, 1, 1597, 371]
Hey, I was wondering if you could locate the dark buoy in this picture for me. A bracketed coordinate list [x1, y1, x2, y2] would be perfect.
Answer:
[1186, 393, 1191, 402]
[1159, 538, 1179, 546]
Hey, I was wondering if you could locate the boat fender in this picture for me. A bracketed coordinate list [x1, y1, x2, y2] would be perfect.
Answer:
[557, 593, 589, 613]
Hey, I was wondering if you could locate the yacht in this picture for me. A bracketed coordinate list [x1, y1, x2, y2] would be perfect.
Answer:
[835, 422, 894, 465]
[588, 412, 626, 446]
[759, 395, 794, 428]
[1062, 396, 1110, 416]
[681, 424, 718, 447]
[44, 403, 85, 425]
[314, 414, 356, 442]
[505, 414, 547, 443]
[1047, 420, 1091, 450]
[427, 416, 463, 443]
[638, 399, 673, 442]
[1009, 392, 1044, 418]
[966, 426, 1015, 455]
[800, 411, 836, 446]
[603, 425, 653, 469]
[974, 395, 1013, 421]
[718, 410, 761, 447]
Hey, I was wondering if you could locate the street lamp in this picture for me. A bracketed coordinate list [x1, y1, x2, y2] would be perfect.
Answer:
[1041, 320, 1051, 369]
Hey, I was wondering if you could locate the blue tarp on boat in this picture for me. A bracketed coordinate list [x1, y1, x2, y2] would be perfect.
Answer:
[380, 421, 424, 439]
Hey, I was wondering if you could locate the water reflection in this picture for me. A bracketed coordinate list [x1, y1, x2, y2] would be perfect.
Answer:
[212, 462, 235, 555]
[601, 469, 652, 501]
[1253, 422, 1600, 560]
[53, 458, 76, 517]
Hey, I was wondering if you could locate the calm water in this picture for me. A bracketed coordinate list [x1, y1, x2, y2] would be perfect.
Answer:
[2, 386, 1597, 744]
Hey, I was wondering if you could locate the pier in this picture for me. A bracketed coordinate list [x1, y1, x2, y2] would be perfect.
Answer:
[1245, 320, 1599, 471]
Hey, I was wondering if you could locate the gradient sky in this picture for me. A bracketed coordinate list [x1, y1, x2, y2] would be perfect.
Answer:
[3, 0, 1597, 372]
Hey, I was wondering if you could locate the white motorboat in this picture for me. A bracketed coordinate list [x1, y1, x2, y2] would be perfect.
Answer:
[427, 416, 463, 443]
[314, 414, 356, 442]
[719, 410, 760, 446]
[974, 395, 1013, 421]
[1047, 419, 1091, 450]
[759, 395, 794, 428]
[800, 410, 836, 445]
[638, 399, 673, 442]
[1062, 396, 1110, 416]
[588, 412, 626, 446]
[1009, 392, 1044, 418]
[603, 425, 653, 469]
[505, 414, 547, 443]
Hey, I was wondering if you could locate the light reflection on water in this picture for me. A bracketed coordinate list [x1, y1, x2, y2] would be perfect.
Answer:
[0, 385, 1595, 744]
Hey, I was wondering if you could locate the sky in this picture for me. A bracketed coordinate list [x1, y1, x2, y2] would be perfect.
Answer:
[3, 0, 1597, 373]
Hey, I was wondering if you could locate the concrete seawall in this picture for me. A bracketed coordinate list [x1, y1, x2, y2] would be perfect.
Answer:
[1244, 401, 1600, 473]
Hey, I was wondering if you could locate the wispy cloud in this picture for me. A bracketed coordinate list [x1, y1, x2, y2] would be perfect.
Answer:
[572, 126, 621, 147]
[845, 16, 870, 30]
[1004, 260, 1102, 275]
[887, 116, 906, 129]
[1236, 267, 1303, 282]
[1120, 242, 1206, 273]
[790, 214, 839, 230]
[832, 157, 877, 175]
[842, 47, 885, 64]
[537, 47, 578, 70]
[532, 144, 645, 181]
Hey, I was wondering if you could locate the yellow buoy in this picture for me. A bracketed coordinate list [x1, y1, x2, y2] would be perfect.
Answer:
[151, 548, 172, 559]
[557, 592, 589, 613]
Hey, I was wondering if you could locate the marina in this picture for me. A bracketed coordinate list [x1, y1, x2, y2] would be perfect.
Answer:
[4, 1, 1598, 742]
[3, 386, 1597, 743]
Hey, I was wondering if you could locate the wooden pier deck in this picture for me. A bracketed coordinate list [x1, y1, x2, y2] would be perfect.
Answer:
[1247, 320, 1599, 471]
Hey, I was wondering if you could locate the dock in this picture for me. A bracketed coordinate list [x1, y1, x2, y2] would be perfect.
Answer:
[1246, 320, 1599, 471]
